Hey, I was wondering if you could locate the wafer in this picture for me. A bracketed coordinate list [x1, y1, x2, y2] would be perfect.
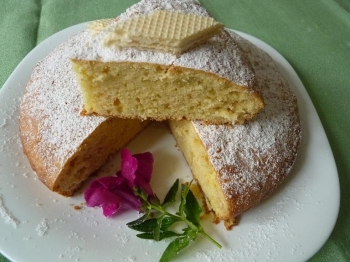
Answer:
[103, 10, 223, 54]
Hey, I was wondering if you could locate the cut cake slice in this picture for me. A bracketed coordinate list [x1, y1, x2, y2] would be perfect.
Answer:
[71, 0, 264, 125]
[169, 30, 301, 227]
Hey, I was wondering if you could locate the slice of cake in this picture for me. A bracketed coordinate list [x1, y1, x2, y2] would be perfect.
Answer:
[169, 30, 301, 228]
[71, 0, 264, 125]
[19, 30, 148, 196]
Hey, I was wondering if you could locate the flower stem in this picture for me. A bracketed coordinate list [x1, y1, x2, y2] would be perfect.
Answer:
[200, 230, 222, 248]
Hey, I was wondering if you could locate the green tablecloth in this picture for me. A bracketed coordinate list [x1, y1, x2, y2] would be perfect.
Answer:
[0, 0, 349, 261]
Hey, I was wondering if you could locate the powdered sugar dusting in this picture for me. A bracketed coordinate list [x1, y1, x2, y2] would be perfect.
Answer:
[73, 0, 256, 89]
[193, 30, 301, 215]
[20, 31, 107, 184]
[0, 118, 7, 128]
[0, 195, 20, 228]
[121, 0, 209, 20]
[193, 183, 307, 261]
[36, 218, 49, 236]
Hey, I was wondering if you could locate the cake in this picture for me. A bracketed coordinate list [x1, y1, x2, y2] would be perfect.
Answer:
[19, 30, 149, 196]
[169, 30, 301, 227]
[19, 0, 300, 226]
[70, 0, 264, 125]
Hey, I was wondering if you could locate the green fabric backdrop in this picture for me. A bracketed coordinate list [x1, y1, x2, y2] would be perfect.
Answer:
[1, 0, 349, 261]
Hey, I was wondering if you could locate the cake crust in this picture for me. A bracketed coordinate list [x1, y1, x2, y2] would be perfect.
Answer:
[19, 30, 148, 196]
[169, 30, 301, 223]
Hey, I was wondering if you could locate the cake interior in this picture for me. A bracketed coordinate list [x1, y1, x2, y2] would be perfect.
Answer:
[168, 119, 230, 220]
[71, 60, 262, 124]
[52, 118, 148, 196]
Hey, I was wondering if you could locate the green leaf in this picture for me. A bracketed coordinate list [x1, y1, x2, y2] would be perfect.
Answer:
[160, 231, 183, 240]
[127, 178, 221, 261]
[128, 218, 157, 232]
[136, 231, 182, 240]
[126, 213, 150, 227]
[159, 229, 197, 262]
[160, 216, 181, 231]
[136, 232, 155, 240]
[156, 214, 183, 241]
[162, 179, 179, 207]
[178, 183, 191, 216]
[184, 189, 202, 227]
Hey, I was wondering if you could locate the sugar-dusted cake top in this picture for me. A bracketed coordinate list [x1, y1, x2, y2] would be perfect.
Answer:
[20, 31, 107, 178]
[193, 30, 301, 212]
[72, 0, 258, 90]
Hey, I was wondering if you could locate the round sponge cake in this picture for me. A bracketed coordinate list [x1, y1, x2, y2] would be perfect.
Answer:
[19, 0, 300, 227]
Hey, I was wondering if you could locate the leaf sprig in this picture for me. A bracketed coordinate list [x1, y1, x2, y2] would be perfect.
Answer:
[127, 179, 222, 262]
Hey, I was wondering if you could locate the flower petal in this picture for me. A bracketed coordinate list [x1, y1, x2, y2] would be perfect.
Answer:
[84, 185, 119, 208]
[134, 152, 154, 183]
[134, 152, 154, 195]
[102, 202, 120, 217]
[84, 149, 155, 217]
[120, 148, 138, 188]
[116, 189, 142, 211]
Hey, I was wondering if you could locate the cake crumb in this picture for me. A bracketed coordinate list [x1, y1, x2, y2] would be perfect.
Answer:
[74, 205, 82, 210]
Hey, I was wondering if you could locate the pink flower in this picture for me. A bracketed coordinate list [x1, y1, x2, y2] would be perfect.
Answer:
[84, 148, 154, 217]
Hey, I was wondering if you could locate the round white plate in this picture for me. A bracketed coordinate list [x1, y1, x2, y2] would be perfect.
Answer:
[0, 24, 340, 262]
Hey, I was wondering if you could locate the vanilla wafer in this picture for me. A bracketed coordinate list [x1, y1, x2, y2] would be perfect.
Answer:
[103, 10, 223, 54]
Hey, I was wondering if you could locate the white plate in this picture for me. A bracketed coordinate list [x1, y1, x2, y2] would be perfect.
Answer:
[0, 24, 340, 262]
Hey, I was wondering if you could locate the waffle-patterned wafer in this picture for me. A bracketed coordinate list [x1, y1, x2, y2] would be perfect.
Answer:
[103, 10, 223, 54]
